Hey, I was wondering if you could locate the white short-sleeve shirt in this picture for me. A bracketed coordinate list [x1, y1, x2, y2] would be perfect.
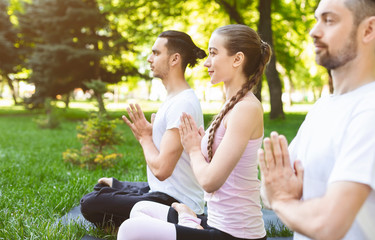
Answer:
[289, 82, 375, 240]
[147, 89, 205, 214]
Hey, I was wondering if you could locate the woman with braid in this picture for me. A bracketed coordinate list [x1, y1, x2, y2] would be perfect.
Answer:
[117, 24, 271, 240]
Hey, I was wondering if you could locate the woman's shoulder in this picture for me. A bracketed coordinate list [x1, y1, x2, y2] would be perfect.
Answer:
[224, 95, 263, 139]
[225, 94, 263, 126]
[233, 94, 263, 116]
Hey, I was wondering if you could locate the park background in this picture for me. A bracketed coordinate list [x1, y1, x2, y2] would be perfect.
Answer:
[1, 0, 326, 239]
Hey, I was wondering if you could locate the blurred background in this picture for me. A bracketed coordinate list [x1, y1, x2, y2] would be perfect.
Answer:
[0, 0, 329, 119]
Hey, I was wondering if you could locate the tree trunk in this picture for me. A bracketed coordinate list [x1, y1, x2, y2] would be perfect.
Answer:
[215, 0, 245, 24]
[63, 92, 71, 109]
[254, 78, 262, 101]
[95, 91, 106, 114]
[92, 26, 106, 114]
[258, 0, 284, 119]
[5, 75, 18, 105]
[0, 79, 3, 98]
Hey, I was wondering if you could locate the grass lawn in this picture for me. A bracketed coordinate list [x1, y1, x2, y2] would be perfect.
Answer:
[0, 101, 307, 239]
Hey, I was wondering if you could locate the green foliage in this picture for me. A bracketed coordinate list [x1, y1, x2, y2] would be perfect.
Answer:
[16, 0, 128, 108]
[272, 0, 318, 71]
[272, 0, 323, 98]
[84, 79, 108, 95]
[266, 220, 293, 237]
[5, 0, 323, 109]
[0, 0, 22, 104]
[76, 114, 122, 151]
[0, 0, 19, 74]
[63, 113, 124, 169]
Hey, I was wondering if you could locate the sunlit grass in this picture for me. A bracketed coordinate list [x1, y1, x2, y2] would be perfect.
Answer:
[0, 100, 307, 239]
[0, 111, 145, 239]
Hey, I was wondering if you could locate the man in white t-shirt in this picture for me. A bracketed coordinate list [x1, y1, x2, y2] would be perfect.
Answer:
[258, 0, 375, 239]
[80, 30, 207, 228]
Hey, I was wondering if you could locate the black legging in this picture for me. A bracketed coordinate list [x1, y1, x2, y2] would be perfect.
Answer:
[167, 207, 267, 240]
[80, 178, 179, 227]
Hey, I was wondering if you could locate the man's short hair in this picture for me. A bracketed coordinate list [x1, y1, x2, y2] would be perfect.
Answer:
[345, 0, 375, 26]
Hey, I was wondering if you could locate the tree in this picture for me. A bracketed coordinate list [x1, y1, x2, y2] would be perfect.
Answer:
[0, 0, 20, 104]
[17, 0, 130, 109]
[258, 0, 284, 119]
[11, 0, 320, 112]
[273, 0, 325, 103]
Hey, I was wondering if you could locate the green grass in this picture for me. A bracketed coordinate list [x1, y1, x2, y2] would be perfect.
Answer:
[0, 103, 307, 239]
[266, 221, 294, 237]
[0, 110, 146, 239]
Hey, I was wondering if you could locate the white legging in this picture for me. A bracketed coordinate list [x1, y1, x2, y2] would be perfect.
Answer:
[117, 201, 201, 240]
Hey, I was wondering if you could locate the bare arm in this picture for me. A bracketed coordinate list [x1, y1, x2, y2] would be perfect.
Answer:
[139, 128, 183, 181]
[180, 100, 263, 193]
[273, 182, 370, 240]
[123, 103, 182, 181]
[258, 132, 371, 240]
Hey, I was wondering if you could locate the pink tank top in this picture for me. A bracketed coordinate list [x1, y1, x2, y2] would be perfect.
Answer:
[201, 121, 266, 239]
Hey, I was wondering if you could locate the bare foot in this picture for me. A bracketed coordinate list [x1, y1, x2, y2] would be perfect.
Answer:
[98, 177, 113, 187]
[172, 203, 197, 217]
[172, 203, 203, 229]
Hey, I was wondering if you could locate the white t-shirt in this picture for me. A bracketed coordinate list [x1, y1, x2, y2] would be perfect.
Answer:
[147, 89, 205, 214]
[289, 82, 375, 240]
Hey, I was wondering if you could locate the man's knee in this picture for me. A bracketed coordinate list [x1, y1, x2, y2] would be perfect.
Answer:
[80, 192, 98, 219]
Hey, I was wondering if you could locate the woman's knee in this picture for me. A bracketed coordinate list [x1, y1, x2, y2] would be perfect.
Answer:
[118, 217, 176, 240]
[130, 201, 167, 219]
[117, 218, 144, 240]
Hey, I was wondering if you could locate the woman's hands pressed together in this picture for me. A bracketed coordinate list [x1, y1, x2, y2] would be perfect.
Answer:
[178, 112, 205, 155]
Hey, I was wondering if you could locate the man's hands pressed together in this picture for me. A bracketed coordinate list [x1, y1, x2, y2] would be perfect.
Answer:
[122, 103, 155, 143]
[258, 131, 304, 209]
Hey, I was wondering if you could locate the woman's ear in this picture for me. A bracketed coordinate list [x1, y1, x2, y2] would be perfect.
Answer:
[233, 52, 245, 68]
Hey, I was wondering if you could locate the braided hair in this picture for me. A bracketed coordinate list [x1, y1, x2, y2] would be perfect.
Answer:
[206, 24, 272, 161]
[158, 30, 207, 70]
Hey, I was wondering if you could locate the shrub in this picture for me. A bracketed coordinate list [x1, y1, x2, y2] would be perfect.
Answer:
[63, 113, 123, 169]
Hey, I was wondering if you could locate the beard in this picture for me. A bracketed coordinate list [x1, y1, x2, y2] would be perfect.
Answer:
[315, 28, 358, 70]
[152, 65, 169, 80]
